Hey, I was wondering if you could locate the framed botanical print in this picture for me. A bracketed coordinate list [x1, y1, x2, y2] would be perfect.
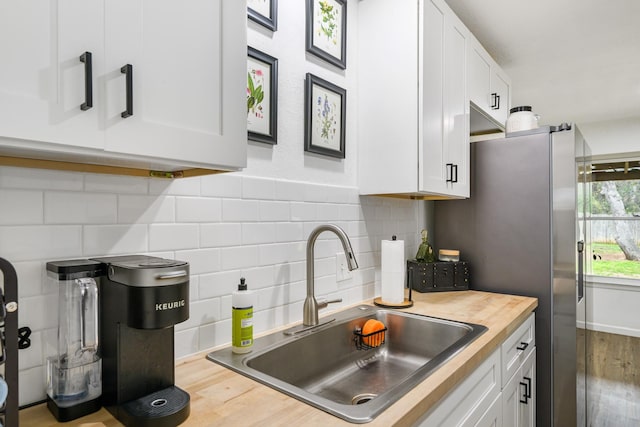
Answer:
[305, 0, 347, 69]
[248, 0, 278, 32]
[304, 73, 346, 158]
[247, 47, 278, 145]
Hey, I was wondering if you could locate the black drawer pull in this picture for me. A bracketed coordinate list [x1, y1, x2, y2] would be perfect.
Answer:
[80, 51, 93, 111]
[121, 64, 133, 118]
[516, 342, 529, 351]
[519, 381, 529, 404]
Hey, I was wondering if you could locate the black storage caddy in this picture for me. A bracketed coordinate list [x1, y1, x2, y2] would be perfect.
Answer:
[407, 260, 470, 292]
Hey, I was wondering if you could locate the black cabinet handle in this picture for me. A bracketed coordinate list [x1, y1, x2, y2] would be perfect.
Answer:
[523, 376, 532, 398]
[519, 381, 529, 404]
[495, 94, 501, 110]
[516, 342, 529, 351]
[446, 163, 453, 183]
[80, 52, 93, 111]
[121, 64, 133, 118]
[446, 164, 459, 184]
[490, 92, 498, 109]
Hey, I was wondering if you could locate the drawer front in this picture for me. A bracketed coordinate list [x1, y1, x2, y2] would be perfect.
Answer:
[416, 348, 501, 426]
[501, 313, 535, 386]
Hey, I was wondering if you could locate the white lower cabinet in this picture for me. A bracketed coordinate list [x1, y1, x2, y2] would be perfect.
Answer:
[502, 349, 536, 427]
[415, 313, 536, 426]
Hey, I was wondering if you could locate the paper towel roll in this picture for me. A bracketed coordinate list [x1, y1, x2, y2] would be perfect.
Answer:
[381, 237, 405, 304]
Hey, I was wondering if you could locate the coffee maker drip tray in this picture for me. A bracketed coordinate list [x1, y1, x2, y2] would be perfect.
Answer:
[120, 386, 190, 427]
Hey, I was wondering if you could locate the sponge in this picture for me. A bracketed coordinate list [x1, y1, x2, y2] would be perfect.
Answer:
[362, 319, 386, 347]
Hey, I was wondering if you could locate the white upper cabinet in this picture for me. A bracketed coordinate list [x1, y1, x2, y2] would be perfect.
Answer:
[468, 38, 511, 127]
[103, 0, 246, 170]
[358, 0, 470, 199]
[0, 0, 104, 150]
[0, 0, 246, 174]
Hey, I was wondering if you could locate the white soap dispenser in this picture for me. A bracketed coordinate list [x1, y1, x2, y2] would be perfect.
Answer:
[232, 277, 254, 354]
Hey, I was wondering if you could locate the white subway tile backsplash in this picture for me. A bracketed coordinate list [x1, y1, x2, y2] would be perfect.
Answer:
[242, 176, 276, 200]
[19, 367, 47, 407]
[242, 222, 277, 245]
[14, 261, 45, 298]
[84, 174, 149, 194]
[258, 200, 290, 222]
[199, 319, 231, 350]
[83, 224, 148, 256]
[290, 202, 317, 221]
[220, 245, 260, 270]
[149, 224, 199, 251]
[175, 327, 199, 359]
[178, 298, 221, 330]
[200, 223, 242, 248]
[201, 173, 242, 198]
[45, 192, 117, 224]
[275, 222, 304, 243]
[119, 195, 175, 224]
[18, 330, 43, 370]
[0, 166, 82, 191]
[222, 199, 259, 222]
[199, 270, 241, 299]
[239, 265, 275, 290]
[0, 189, 43, 225]
[175, 248, 221, 275]
[275, 180, 307, 202]
[176, 197, 221, 222]
[0, 225, 82, 261]
[19, 294, 57, 331]
[149, 176, 202, 196]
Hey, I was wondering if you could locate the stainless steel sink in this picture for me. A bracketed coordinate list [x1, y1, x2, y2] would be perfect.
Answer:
[207, 305, 487, 423]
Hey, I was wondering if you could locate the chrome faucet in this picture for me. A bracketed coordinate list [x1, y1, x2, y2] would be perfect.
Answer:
[303, 224, 359, 326]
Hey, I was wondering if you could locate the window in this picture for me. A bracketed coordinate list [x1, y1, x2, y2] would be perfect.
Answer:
[588, 160, 640, 278]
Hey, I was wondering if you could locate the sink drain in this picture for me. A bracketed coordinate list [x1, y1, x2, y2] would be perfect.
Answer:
[351, 393, 378, 405]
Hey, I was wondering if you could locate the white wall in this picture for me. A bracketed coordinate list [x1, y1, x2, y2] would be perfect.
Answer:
[579, 116, 640, 158]
[245, 0, 359, 185]
[0, 1, 427, 406]
[578, 277, 640, 338]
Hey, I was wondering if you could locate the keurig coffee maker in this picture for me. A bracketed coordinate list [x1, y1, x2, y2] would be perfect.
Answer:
[93, 255, 190, 427]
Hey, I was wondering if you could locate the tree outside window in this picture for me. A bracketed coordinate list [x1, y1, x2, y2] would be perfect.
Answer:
[589, 160, 640, 278]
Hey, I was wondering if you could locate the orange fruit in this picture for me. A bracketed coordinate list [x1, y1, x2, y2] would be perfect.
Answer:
[362, 319, 386, 347]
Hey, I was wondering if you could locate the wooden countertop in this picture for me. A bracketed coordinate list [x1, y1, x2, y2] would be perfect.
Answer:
[20, 290, 537, 426]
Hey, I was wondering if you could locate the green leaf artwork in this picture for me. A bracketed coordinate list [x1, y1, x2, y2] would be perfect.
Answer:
[317, 0, 338, 45]
[247, 68, 265, 119]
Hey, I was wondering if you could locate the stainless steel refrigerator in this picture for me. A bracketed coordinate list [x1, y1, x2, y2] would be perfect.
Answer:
[434, 124, 591, 427]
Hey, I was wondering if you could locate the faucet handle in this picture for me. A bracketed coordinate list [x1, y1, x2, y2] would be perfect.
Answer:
[317, 298, 342, 309]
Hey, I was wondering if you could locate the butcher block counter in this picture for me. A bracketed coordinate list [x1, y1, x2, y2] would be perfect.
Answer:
[20, 290, 537, 426]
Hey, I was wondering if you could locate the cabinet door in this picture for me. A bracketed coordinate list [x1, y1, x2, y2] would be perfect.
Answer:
[502, 366, 520, 427]
[476, 394, 503, 427]
[420, 0, 469, 197]
[520, 349, 536, 427]
[468, 43, 492, 113]
[490, 68, 510, 126]
[0, 0, 104, 149]
[104, 0, 247, 169]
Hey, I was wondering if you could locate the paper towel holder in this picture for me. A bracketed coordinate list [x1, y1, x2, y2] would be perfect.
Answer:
[373, 256, 414, 309]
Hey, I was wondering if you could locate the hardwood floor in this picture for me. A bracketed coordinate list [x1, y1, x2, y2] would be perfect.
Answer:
[578, 329, 640, 427]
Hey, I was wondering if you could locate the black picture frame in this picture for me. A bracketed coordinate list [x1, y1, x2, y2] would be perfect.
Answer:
[304, 73, 346, 159]
[247, 47, 278, 145]
[248, 0, 278, 32]
[305, 0, 347, 70]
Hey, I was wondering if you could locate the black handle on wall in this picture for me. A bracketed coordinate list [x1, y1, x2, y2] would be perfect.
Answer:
[121, 64, 133, 118]
[80, 52, 93, 111]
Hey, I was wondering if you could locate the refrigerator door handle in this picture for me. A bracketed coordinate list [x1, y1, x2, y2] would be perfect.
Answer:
[577, 240, 585, 302]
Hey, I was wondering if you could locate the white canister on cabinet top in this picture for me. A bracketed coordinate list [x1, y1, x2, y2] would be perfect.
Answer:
[506, 106, 540, 133]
